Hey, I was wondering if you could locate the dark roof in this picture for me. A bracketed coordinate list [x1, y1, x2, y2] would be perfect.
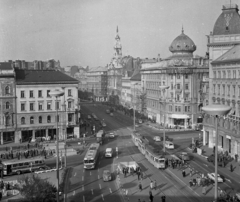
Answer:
[15, 70, 79, 85]
[212, 44, 240, 64]
[213, 4, 240, 35]
[130, 69, 141, 81]
[0, 62, 13, 70]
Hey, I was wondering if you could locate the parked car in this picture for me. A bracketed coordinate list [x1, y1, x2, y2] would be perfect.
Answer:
[102, 122, 107, 127]
[177, 152, 190, 161]
[87, 115, 91, 120]
[106, 109, 110, 114]
[165, 141, 174, 149]
[153, 136, 161, 142]
[207, 154, 224, 166]
[103, 170, 112, 181]
[109, 133, 115, 138]
[207, 173, 223, 182]
[110, 113, 113, 116]
[160, 136, 173, 142]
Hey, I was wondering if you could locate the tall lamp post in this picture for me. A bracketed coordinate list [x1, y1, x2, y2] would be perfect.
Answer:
[133, 83, 139, 131]
[159, 85, 169, 153]
[201, 104, 231, 201]
[49, 89, 64, 202]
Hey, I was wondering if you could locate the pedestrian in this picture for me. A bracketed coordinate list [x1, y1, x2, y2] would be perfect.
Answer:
[138, 199, 141, 202]
[137, 171, 140, 180]
[235, 154, 238, 162]
[150, 181, 154, 190]
[139, 182, 142, 192]
[202, 186, 206, 195]
[230, 164, 233, 172]
[149, 193, 154, 202]
[0, 191, 2, 201]
[189, 168, 192, 177]
[213, 146, 215, 154]
[161, 195, 166, 202]
[140, 171, 144, 180]
[182, 169, 186, 177]
[154, 180, 157, 190]
[149, 189, 152, 196]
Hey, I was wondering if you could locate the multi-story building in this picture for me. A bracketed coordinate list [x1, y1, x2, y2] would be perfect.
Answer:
[13, 59, 61, 70]
[15, 69, 79, 143]
[74, 67, 88, 91]
[87, 67, 108, 102]
[130, 69, 142, 112]
[107, 27, 123, 103]
[141, 29, 209, 129]
[203, 3, 240, 158]
[0, 62, 16, 144]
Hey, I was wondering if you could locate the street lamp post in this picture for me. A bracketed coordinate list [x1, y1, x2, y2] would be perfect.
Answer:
[133, 83, 138, 131]
[201, 104, 231, 201]
[159, 85, 169, 153]
[49, 89, 64, 202]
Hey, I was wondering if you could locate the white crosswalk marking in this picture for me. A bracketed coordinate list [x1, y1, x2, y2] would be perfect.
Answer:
[99, 184, 101, 189]
[83, 196, 85, 202]
[101, 194, 104, 201]
[109, 188, 112, 193]
[91, 189, 94, 195]
[82, 186, 84, 191]
[82, 176, 84, 181]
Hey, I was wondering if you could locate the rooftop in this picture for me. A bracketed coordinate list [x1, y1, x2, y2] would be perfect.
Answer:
[0, 62, 13, 70]
[15, 70, 79, 85]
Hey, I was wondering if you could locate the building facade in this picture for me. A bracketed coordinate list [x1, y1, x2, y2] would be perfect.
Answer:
[130, 69, 142, 112]
[203, 4, 240, 158]
[0, 63, 16, 144]
[141, 29, 209, 129]
[87, 67, 108, 102]
[15, 70, 79, 143]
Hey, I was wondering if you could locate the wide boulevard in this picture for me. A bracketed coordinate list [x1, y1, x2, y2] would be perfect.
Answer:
[65, 103, 240, 202]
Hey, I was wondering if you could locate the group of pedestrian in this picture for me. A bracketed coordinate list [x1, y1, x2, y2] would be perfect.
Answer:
[0, 179, 14, 201]
[166, 158, 185, 169]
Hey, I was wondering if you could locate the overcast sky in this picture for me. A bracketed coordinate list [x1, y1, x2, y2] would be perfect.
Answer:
[0, 0, 237, 67]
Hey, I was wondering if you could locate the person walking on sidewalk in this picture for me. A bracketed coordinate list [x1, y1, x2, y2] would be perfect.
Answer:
[230, 163, 233, 172]
[235, 154, 238, 162]
[150, 181, 154, 190]
[202, 186, 206, 195]
[154, 180, 157, 190]
[182, 169, 186, 177]
[140, 171, 144, 180]
[139, 182, 142, 192]
[149, 193, 154, 202]
[137, 171, 140, 180]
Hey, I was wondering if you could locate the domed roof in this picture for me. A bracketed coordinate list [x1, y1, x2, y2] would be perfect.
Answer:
[169, 29, 196, 55]
[213, 4, 240, 35]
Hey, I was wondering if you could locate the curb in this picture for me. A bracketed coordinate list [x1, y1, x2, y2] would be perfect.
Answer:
[34, 167, 63, 174]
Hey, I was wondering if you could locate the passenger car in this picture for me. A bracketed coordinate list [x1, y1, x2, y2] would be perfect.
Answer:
[87, 115, 91, 120]
[165, 141, 174, 149]
[110, 113, 113, 116]
[207, 173, 223, 182]
[103, 170, 112, 181]
[177, 152, 190, 161]
[102, 122, 107, 127]
[109, 133, 115, 138]
[207, 154, 224, 166]
[153, 136, 161, 142]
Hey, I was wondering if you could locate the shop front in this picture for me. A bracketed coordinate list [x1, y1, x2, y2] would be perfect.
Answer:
[21, 130, 33, 142]
[2, 131, 15, 144]
[169, 114, 190, 129]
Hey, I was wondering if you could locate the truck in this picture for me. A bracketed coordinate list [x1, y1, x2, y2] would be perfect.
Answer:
[96, 130, 105, 145]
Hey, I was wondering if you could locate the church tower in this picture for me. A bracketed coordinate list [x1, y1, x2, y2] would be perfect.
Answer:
[113, 26, 122, 62]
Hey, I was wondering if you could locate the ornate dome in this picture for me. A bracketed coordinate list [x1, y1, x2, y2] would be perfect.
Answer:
[169, 28, 196, 57]
[213, 4, 240, 35]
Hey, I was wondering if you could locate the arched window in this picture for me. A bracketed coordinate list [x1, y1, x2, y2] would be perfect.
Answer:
[47, 115, 51, 123]
[39, 116, 42, 124]
[21, 117, 25, 125]
[6, 102, 10, 109]
[5, 115, 10, 126]
[30, 116, 34, 124]
[5, 86, 10, 95]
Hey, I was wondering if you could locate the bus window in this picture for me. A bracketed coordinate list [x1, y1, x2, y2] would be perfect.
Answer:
[24, 162, 29, 166]
[19, 163, 23, 167]
[12, 164, 18, 168]
[39, 161, 42, 164]
[35, 161, 39, 164]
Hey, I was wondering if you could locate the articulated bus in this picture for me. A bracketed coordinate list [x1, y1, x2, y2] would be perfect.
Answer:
[131, 133, 166, 169]
[84, 143, 100, 169]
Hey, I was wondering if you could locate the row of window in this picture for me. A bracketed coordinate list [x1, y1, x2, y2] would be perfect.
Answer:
[146, 82, 190, 90]
[143, 74, 190, 80]
[213, 84, 240, 97]
[20, 89, 73, 98]
[20, 101, 73, 111]
[146, 90, 190, 101]
[147, 100, 192, 112]
[213, 70, 240, 79]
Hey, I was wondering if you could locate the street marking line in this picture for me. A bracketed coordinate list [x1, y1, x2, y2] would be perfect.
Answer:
[90, 171, 91, 176]
[101, 194, 104, 201]
[74, 172, 76, 176]
[82, 186, 84, 191]
[73, 191, 75, 196]
[99, 184, 101, 189]
[83, 196, 85, 202]
[98, 175, 100, 179]
[91, 189, 94, 195]
[109, 188, 112, 193]
[82, 176, 84, 181]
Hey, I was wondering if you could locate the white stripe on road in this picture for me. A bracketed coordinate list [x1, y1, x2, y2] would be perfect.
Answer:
[99, 184, 101, 189]
[90, 171, 91, 176]
[101, 194, 104, 201]
[91, 189, 93, 195]
[74, 172, 76, 176]
[82, 176, 84, 181]
[98, 175, 100, 179]
[109, 188, 112, 193]
[83, 196, 85, 202]
[82, 186, 84, 191]
[98, 168, 100, 172]
[73, 191, 75, 196]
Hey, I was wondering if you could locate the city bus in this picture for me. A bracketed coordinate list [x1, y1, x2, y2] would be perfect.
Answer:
[84, 143, 100, 169]
[1, 157, 46, 176]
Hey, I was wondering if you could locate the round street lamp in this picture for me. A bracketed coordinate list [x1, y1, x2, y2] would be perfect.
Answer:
[159, 85, 170, 153]
[201, 104, 231, 201]
[49, 89, 64, 202]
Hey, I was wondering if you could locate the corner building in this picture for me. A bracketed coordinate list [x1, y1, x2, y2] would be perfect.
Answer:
[203, 4, 240, 158]
[141, 29, 209, 129]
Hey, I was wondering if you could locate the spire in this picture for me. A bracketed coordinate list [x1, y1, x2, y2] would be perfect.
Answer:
[182, 25, 184, 34]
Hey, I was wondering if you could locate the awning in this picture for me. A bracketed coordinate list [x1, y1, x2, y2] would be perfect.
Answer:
[229, 109, 235, 116]
[170, 114, 190, 119]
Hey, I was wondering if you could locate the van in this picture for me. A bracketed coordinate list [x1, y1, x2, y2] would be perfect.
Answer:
[165, 141, 174, 149]
[105, 148, 113, 158]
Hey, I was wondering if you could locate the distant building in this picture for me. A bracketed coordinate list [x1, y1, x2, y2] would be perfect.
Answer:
[0, 62, 16, 144]
[203, 3, 240, 158]
[130, 68, 142, 112]
[13, 59, 60, 70]
[87, 66, 108, 102]
[15, 70, 79, 142]
[141, 28, 209, 129]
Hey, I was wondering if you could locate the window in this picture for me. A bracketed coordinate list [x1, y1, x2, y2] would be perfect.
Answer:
[175, 106, 178, 112]
[222, 85, 225, 95]
[185, 74, 188, 79]
[169, 105, 172, 111]
[171, 83, 173, 90]
[233, 70, 236, 79]
[218, 71, 221, 78]
[5, 86, 10, 95]
[218, 84, 220, 95]
[30, 90, 34, 98]
[21, 117, 25, 125]
[213, 71, 216, 78]
[38, 90, 42, 98]
[228, 70, 231, 78]
[213, 84, 216, 94]
[170, 92, 173, 98]
[21, 103, 25, 111]
[68, 89, 72, 96]
[47, 90, 50, 97]
[47, 102, 51, 110]
[178, 106, 181, 112]
[228, 85, 230, 96]
[177, 74, 180, 79]
[21, 91, 25, 98]
[185, 84, 189, 90]
[68, 101, 72, 109]
[176, 94, 180, 101]
[30, 117, 34, 124]
[233, 85, 236, 97]
[56, 115, 59, 122]
[6, 116, 10, 126]
[39, 116, 42, 124]
[38, 103, 43, 111]
[30, 103, 34, 111]
[55, 101, 60, 110]
[223, 71, 226, 78]
[47, 115, 51, 123]
[239, 86, 240, 97]
[177, 84, 180, 89]
[184, 93, 189, 100]
[6, 102, 10, 109]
